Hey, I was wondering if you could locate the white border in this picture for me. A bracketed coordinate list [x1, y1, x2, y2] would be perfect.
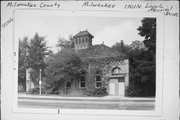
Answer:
[12, 10, 164, 116]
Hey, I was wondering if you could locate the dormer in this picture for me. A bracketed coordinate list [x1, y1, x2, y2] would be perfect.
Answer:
[73, 30, 94, 50]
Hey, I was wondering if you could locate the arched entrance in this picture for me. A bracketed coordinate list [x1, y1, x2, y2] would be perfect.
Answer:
[109, 67, 125, 96]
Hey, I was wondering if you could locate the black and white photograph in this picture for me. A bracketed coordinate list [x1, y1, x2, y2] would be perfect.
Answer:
[15, 10, 157, 111]
[2, 1, 179, 120]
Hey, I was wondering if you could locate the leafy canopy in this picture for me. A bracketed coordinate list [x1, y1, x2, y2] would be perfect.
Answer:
[44, 48, 82, 93]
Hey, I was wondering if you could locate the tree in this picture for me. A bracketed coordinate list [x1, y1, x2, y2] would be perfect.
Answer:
[130, 40, 146, 50]
[111, 41, 131, 55]
[112, 40, 146, 55]
[127, 18, 156, 96]
[18, 37, 28, 91]
[44, 48, 82, 94]
[26, 33, 48, 85]
[56, 35, 74, 51]
[136, 18, 156, 96]
[137, 18, 156, 55]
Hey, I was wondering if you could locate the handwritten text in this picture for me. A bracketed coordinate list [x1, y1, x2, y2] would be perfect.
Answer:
[1, 17, 14, 28]
[124, 3, 178, 17]
[82, 1, 115, 8]
[124, 4, 142, 9]
[6, 2, 61, 8]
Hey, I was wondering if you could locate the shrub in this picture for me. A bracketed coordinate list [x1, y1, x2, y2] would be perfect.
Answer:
[86, 89, 96, 96]
[125, 85, 142, 97]
[86, 87, 108, 97]
[94, 87, 108, 97]
[29, 87, 46, 95]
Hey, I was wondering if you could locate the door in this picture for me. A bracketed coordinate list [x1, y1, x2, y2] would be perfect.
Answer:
[118, 77, 125, 96]
[118, 82, 125, 96]
[109, 82, 115, 95]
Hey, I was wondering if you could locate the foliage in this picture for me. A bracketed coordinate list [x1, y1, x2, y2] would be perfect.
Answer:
[28, 87, 46, 95]
[26, 33, 49, 85]
[125, 85, 141, 97]
[130, 40, 146, 50]
[94, 87, 108, 97]
[44, 48, 82, 94]
[18, 37, 29, 91]
[86, 87, 108, 97]
[111, 42, 131, 55]
[112, 40, 146, 56]
[56, 35, 74, 51]
[136, 18, 156, 96]
[128, 18, 156, 96]
[137, 18, 156, 54]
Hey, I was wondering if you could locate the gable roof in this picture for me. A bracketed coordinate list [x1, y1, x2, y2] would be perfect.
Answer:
[73, 30, 94, 38]
[75, 44, 126, 61]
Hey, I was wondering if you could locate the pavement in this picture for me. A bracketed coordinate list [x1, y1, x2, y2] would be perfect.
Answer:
[18, 93, 155, 101]
[17, 93, 155, 110]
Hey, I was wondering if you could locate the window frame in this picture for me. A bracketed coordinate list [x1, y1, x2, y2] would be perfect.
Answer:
[95, 70, 102, 88]
[79, 71, 86, 88]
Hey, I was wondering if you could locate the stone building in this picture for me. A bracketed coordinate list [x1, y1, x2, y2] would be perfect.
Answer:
[62, 30, 129, 96]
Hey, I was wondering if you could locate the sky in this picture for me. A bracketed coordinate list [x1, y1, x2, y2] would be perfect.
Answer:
[15, 10, 144, 53]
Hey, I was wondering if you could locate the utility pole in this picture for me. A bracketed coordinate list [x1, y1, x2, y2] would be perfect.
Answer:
[25, 44, 30, 94]
[39, 69, 42, 95]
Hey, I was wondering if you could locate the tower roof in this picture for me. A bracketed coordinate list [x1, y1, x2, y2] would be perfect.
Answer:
[73, 30, 94, 38]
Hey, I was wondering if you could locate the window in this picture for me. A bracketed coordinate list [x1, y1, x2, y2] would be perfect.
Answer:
[79, 71, 86, 88]
[86, 37, 88, 43]
[76, 38, 79, 44]
[112, 67, 122, 75]
[77, 38, 79, 44]
[95, 70, 102, 88]
[84, 38, 86, 43]
[81, 38, 83, 43]
[118, 77, 125, 82]
[66, 82, 71, 88]
[79, 38, 81, 43]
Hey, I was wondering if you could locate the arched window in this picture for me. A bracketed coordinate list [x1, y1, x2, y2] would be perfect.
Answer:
[95, 70, 102, 88]
[79, 71, 86, 88]
[112, 67, 122, 75]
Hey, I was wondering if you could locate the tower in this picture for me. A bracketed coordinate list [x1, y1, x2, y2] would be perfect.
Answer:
[73, 30, 94, 50]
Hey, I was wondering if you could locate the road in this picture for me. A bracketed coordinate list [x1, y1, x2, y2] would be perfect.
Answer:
[18, 95, 155, 110]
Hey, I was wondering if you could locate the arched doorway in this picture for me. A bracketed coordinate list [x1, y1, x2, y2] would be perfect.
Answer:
[109, 67, 125, 96]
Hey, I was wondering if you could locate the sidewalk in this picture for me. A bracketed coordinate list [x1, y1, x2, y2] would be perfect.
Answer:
[18, 93, 155, 101]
